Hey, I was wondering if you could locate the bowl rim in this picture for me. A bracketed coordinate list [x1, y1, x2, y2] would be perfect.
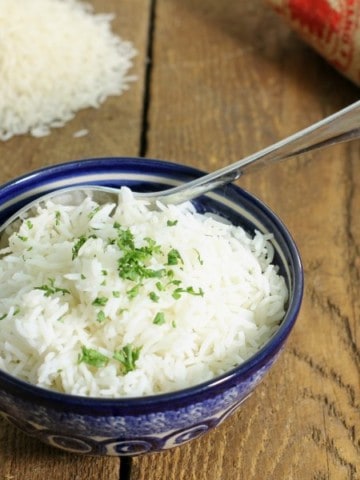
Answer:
[0, 157, 304, 409]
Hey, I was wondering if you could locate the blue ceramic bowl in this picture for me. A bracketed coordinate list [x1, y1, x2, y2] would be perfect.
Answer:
[0, 157, 303, 456]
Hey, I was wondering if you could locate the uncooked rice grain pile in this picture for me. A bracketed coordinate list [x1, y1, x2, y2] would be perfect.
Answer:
[0, 188, 288, 397]
[0, 0, 136, 140]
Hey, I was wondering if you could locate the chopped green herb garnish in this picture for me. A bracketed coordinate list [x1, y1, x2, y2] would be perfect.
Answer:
[118, 250, 164, 282]
[79, 346, 109, 368]
[111, 229, 204, 308]
[81, 274, 86, 280]
[186, 286, 204, 296]
[102, 269, 108, 276]
[96, 310, 106, 323]
[88, 206, 100, 219]
[17, 235, 28, 242]
[92, 297, 108, 307]
[149, 291, 160, 302]
[167, 249, 183, 266]
[194, 248, 204, 265]
[144, 237, 162, 254]
[153, 312, 166, 325]
[155, 281, 164, 291]
[72, 235, 87, 260]
[35, 278, 70, 297]
[127, 284, 141, 299]
[116, 227, 135, 250]
[116, 228, 165, 282]
[172, 286, 204, 300]
[0, 313, 7, 321]
[112, 291, 120, 298]
[151, 269, 165, 278]
[166, 269, 175, 279]
[55, 211, 61, 225]
[113, 344, 142, 373]
[172, 289, 182, 300]
[26, 220, 33, 230]
[167, 220, 178, 227]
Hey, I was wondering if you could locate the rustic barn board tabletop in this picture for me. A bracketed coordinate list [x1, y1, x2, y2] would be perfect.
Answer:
[0, 1, 359, 479]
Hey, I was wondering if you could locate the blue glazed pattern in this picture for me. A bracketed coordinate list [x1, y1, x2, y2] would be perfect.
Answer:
[0, 158, 303, 456]
[0, 354, 276, 455]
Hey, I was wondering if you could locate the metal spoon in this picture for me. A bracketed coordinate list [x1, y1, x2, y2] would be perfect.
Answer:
[1, 99, 360, 236]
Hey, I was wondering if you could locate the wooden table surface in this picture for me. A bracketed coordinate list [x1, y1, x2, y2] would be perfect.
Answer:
[0, 1, 359, 479]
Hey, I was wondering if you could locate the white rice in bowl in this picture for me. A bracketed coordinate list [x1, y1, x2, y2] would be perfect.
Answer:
[0, 188, 288, 397]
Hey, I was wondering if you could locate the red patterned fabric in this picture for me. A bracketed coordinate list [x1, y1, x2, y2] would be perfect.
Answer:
[266, 0, 360, 85]
[288, 0, 341, 38]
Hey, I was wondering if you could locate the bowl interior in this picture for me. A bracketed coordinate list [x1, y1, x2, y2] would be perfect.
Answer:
[0, 157, 303, 404]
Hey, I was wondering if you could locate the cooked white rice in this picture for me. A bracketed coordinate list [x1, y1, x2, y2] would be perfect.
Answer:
[0, 188, 288, 397]
[0, 0, 136, 140]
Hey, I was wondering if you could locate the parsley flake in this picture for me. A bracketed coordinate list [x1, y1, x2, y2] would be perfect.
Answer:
[149, 291, 160, 302]
[92, 297, 108, 307]
[96, 310, 106, 323]
[35, 278, 70, 297]
[155, 281, 164, 291]
[153, 312, 166, 325]
[194, 248, 204, 265]
[55, 211, 61, 225]
[167, 249, 183, 266]
[116, 228, 165, 282]
[166, 220, 178, 227]
[113, 344, 142, 373]
[88, 206, 101, 219]
[72, 235, 87, 260]
[172, 286, 204, 300]
[79, 346, 109, 368]
[127, 284, 141, 299]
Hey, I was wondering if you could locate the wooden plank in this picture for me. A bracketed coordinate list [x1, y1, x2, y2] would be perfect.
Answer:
[0, 418, 119, 480]
[0, 1, 151, 479]
[131, 0, 360, 478]
[0, 0, 150, 185]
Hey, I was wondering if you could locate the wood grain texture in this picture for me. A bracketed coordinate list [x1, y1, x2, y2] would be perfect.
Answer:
[0, 1, 151, 479]
[0, 0, 150, 185]
[0, 419, 119, 480]
[131, 0, 360, 479]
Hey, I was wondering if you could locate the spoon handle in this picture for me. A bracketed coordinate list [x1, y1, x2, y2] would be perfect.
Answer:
[151, 100, 360, 205]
